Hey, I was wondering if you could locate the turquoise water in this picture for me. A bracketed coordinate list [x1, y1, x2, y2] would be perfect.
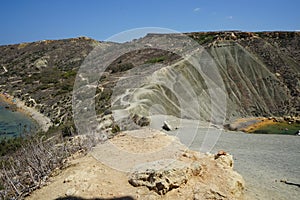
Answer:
[0, 105, 37, 139]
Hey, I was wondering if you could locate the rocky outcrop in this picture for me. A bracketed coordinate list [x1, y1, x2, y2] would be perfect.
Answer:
[128, 149, 245, 199]
[129, 149, 245, 200]
[129, 160, 202, 195]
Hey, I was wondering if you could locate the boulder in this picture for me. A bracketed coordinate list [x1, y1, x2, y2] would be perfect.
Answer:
[162, 121, 173, 131]
[273, 117, 285, 123]
[228, 123, 238, 131]
[129, 160, 202, 195]
[283, 116, 292, 121]
[131, 114, 151, 127]
[215, 151, 234, 168]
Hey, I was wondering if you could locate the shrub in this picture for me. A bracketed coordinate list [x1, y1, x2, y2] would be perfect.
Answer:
[62, 70, 77, 79]
[0, 130, 98, 199]
[145, 56, 166, 64]
[109, 63, 134, 73]
[0, 137, 25, 156]
[111, 124, 120, 133]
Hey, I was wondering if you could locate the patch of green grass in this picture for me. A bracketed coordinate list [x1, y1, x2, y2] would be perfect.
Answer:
[0, 137, 25, 156]
[0, 182, 4, 190]
[253, 122, 300, 135]
[111, 124, 120, 133]
[197, 34, 215, 44]
[145, 56, 166, 64]
[62, 70, 77, 79]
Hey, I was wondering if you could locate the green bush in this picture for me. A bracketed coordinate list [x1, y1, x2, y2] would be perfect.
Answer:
[111, 124, 120, 133]
[62, 70, 77, 79]
[145, 56, 166, 64]
[197, 34, 215, 44]
[0, 182, 4, 190]
[109, 63, 134, 73]
[0, 137, 25, 156]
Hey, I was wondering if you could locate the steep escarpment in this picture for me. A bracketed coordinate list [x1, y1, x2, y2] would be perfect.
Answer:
[238, 32, 300, 116]
[190, 32, 300, 117]
[208, 41, 293, 118]
[108, 32, 299, 127]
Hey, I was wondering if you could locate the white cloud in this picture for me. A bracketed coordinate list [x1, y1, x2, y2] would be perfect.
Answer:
[227, 16, 233, 20]
[194, 7, 200, 12]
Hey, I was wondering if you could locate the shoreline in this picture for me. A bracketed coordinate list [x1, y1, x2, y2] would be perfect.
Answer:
[242, 118, 277, 132]
[0, 93, 52, 132]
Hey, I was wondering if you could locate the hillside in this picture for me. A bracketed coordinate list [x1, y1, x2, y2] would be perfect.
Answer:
[1, 32, 299, 131]
[0, 32, 299, 199]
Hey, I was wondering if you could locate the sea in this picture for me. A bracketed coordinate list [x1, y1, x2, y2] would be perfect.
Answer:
[0, 104, 37, 140]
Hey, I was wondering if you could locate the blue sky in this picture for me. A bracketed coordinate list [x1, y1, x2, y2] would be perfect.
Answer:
[1, 0, 299, 45]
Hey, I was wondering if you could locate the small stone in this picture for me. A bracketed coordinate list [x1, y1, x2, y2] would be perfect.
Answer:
[215, 150, 227, 159]
[63, 175, 74, 183]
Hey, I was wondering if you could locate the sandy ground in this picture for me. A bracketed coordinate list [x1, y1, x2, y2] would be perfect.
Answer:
[27, 153, 138, 200]
[27, 129, 245, 200]
[27, 129, 188, 200]
[0, 93, 52, 132]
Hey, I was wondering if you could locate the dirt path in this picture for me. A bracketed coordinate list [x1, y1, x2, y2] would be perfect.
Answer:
[27, 154, 137, 200]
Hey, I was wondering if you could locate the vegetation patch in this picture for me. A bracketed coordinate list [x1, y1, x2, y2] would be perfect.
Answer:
[145, 56, 166, 64]
[196, 34, 215, 44]
[0, 128, 98, 199]
[108, 63, 135, 73]
[251, 122, 300, 135]
[0, 137, 25, 156]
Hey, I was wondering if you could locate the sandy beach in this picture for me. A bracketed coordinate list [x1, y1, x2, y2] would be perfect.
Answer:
[0, 93, 52, 132]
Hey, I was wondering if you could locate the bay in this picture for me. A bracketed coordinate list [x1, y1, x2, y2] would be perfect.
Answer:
[0, 105, 37, 139]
